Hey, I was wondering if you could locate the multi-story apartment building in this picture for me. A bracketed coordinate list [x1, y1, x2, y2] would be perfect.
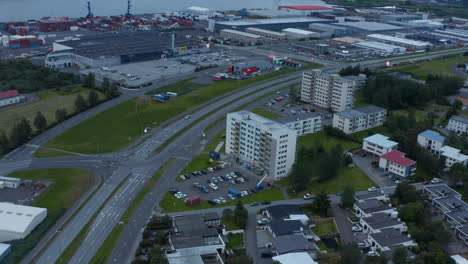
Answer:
[379, 150, 416, 178]
[332, 105, 387, 134]
[417, 130, 446, 155]
[440, 146, 468, 167]
[277, 112, 322, 136]
[363, 134, 398, 156]
[447, 115, 468, 135]
[226, 111, 297, 179]
[300, 69, 366, 112]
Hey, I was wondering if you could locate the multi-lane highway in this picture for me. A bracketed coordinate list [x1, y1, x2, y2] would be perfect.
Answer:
[1, 47, 466, 264]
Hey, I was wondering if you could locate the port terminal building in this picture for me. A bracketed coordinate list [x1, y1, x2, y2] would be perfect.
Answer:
[45, 32, 208, 69]
[215, 17, 336, 31]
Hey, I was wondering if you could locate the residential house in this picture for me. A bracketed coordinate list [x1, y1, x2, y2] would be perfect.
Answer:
[440, 146, 468, 167]
[433, 196, 468, 214]
[366, 228, 416, 252]
[354, 190, 390, 203]
[0, 90, 23, 107]
[417, 130, 446, 155]
[272, 252, 318, 264]
[166, 213, 225, 264]
[444, 210, 468, 229]
[379, 150, 416, 178]
[423, 184, 462, 200]
[447, 115, 468, 135]
[268, 219, 315, 239]
[353, 199, 396, 218]
[332, 105, 387, 134]
[455, 225, 468, 245]
[360, 212, 407, 234]
[264, 205, 309, 224]
[363, 134, 398, 156]
[269, 234, 318, 256]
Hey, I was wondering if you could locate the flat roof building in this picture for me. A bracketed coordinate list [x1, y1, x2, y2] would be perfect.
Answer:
[245, 28, 288, 40]
[273, 252, 318, 264]
[276, 112, 322, 136]
[220, 29, 263, 43]
[215, 17, 335, 31]
[0, 243, 10, 263]
[423, 184, 462, 200]
[333, 105, 387, 134]
[0, 176, 22, 189]
[354, 41, 406, 55]
[360, 212, 407, 234]
[433, 196, 468, 213]
[440, 146, 468, 168]
[354, 199, 395, 218]
[0, 202, 47, 242]
[226, 111, 297, 179]
[417, 130, 446, 155]
[367, 228, 416, 252]
[367, 33, 432, 50]
[363, 134, 398, 156]
[334, 21, 402, 33]
[270, 234, 318, 255]
[281, 28, 319, 39]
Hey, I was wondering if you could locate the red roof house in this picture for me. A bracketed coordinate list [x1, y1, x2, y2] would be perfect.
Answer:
[379, 150, 416, 177]
[380, 150, 416, 167]
[0, 90, 20, 99]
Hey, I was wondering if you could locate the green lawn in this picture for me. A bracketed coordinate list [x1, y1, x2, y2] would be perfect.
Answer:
[397, 56, 467, 80]
[8, 168, 94, 212]
[393, 108, 431, 122]
[225, 233, 244, 249]
[222, 216, 242, 231]
[354, 91, 369, 108]
[89, 158, 176, 264]
[299, 131, 360, 151]
[0, 87, 103, 135]
[160, 187, 284, 213]
[204, 129, 226, 153]
[42, 67, 320, 155]
[251, 108, 281, 120]
[313, 221, 337, 235]
[181, 154, 219, 174]
[33, 148, 75, 158]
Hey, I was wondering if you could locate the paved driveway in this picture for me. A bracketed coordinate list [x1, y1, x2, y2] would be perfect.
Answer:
[352, 155, 395, 188]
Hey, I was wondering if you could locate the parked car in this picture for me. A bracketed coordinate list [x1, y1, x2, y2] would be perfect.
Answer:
[208, 200, 217, 206]
[352, 226, 363, 232]
[250, 202, 259, 206]
[367, 187, 378, 192]
[209, 183, 218, 190]
[357, 242, 368, 248]
[303, 193, 312, 200]
[257, 218, 270, 225]
[193, 182, 201, 188]
[207, 167, 214, 172]
[367, 251, 378, 257]
[431, 178, 442, 184]
[179, 175, 186, 180]
[262, 200, 271, 205]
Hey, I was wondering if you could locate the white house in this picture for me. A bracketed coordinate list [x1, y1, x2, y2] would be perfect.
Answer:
[417, 130, 446, 155]
[447, 116, 468, 135]
[366, 228, 416, 252]
[440, 146, 468, 167]
[379, 150, 416, 178]
[0, 90, 23, 107]
[363, 134, 398, 156]
[353, 199, 396, 218]
[360, 212, 407, 234]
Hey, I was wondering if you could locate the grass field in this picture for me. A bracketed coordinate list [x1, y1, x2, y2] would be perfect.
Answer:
[89, 158, 176, 264]
[8, 168, 94, 212]
[393, 108, 431, 122]
[225, 233, 244, 249]
[313, 221, 337, 235]
[0, 87, 103, 135]
[160, 187, 284, 213]
[33, 148, 75, 158]
[42, 66, 320, 155]
[204, 129, 226, 153]
[251, 108, 281, 119]
[298, 131, 360, 151]
[397, 56, 467, 80]
[181, 154, 218, 174]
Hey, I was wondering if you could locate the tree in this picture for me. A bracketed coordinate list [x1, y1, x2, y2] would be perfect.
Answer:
[272, 261, 282, 264]
[222, 208, 234, 218]
[288, 158, 311, 192]
[226, 255, 253, 264]
[83, 72, 95, 88]
[340, 243, 363, 264]
[392, 247, 409, 264]
[55, 108, 68, 123]
[10, 118, 32, 147]
[341, 185, 355, 208]
[0, 130, 10, 155]
[148, 245, 168, 264]
[288, 86, 296, 99]
[400, 202, 429, 226]
[74, 94, 88, 112]
[131, 258, 148, 264]
[88, 90, 99, 106]
[311, 192, 331, 217]
[448, 163, 468, 185]
[234, 200, 248, 229]
[105, 82, 119, 98]
[393, 182, 421, 205]
[365, 255, 388, 264]
[33, 111, 47, 131]
[101, 77, 110, 91]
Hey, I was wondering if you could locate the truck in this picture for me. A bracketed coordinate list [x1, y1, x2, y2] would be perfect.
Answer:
[167, 92, 178, 97]
[156, 94, 170, 100]
[153, 94, 167, 103]
[228, 189, 241, 199]
[209, 151, 220, 160]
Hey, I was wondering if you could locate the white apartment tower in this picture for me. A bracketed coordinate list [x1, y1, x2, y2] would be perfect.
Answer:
[226, 111, 297, 179]
[301, 69, 366, 112]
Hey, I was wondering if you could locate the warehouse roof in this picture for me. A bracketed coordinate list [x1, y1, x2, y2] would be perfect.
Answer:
[335, 21, 402, 31]
[216, 17, 333, 26]
[246, 27, 287, 37]
[279, 5, 332, 10]
[282, 28, 317, 35]
[367, 33, 431, 47]
[220, 29, 262, 39]
[364, 134, 398, 149]
[0, 202, 47, 234]
[355, 41, 406, 52]
[53, 32, 197, 59]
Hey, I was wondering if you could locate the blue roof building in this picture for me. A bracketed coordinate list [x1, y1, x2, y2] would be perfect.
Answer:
[417, 130, 446, 155]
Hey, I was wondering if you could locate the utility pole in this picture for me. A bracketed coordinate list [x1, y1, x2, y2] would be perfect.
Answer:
[86, 1, 93, 18]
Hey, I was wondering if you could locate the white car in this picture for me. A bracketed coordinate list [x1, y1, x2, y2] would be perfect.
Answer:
[219, 197, 227, 203]
[367, 251, 378, 257]
[368, 187, 378, 192]
[209, 183, 218, 190]
[357, 242, 368, 248]
[352, 226, 363, 232]
[303, 193, 312, 200]
[207, 167, 214, 172]
[240, 191, 248, 196]
[431, 178, 442, 184]
[179, 175, 186, 180]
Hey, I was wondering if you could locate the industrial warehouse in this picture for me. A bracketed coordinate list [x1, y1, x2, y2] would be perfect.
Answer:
[45, 31, 209, 68]
[0, 202, 47, 242]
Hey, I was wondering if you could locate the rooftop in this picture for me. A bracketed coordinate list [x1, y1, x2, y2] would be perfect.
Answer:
[0, 243, 10, 256]
[424, 184, 461, 199]
[369, 228, 413, 247]
[380, 150, 416, 167]
[276, 112, 321, 124]
[367, 33, 431, 47]
[246, 27, 287, 37]
[266, 204, 304, 220]
[220, 29, 262, 39]
[434, 196, 468, 211]
[355, 41, 406, 52]
[269, 219, 306, 236]
[216, 17, 333, 27]
[364, 134, 398, 149]
[0, 90, 19, 99]
[0, 176, 21, 182]
[362, 212, 403, 230]
[355, 199, 392, 214]
[355, 190, 387, 201]
[334, 105, 385, 119]
[229, 111, 295, 135]
[278, 5, 332, 10]
[450, 115, 468, 125]
[440, 146, 468, 162]
[171, 213, 220, 249]
[456, 224, 468, 237]
[272, 252, 318, 264]
[0, 202, 47, 234]
[445, 210, 468, 226]
[271, 234, 317, 254]
[282, 28, 317, 35]
[451, 254, 468, 264]
[335, 21, 402, 31]
[418, 130, 446, 143]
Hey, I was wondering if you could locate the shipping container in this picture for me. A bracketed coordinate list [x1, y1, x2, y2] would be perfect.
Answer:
[185, 196, 201, 206]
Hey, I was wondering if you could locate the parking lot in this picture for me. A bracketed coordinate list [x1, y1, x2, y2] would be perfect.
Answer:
[0, 180, 50, 205]
[173, 163, 268, 205]
[352, 154, 399, 188]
